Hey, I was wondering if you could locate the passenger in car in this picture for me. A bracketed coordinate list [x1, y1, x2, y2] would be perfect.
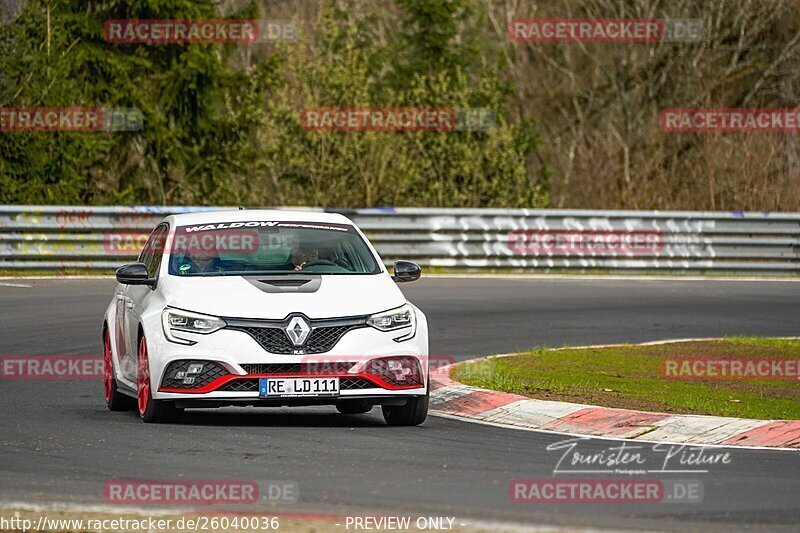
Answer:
[291, 247, 319, 270]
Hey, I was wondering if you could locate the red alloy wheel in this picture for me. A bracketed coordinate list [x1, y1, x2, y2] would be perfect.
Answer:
[137, 336, 151, 417]
[103, 330, 113, 403]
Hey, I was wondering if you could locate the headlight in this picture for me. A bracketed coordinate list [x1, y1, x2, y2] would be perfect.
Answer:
[367, 304, 416, 342]
[161, 308, 227, 345]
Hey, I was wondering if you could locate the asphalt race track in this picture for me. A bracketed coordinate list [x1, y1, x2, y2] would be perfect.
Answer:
[1, 277, 799, 531]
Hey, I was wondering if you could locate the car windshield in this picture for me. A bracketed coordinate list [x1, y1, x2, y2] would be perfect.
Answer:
[167, 220, 381, 276]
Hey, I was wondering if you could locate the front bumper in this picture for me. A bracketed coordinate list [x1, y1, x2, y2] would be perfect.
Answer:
[144, 311, 429, 402]
[171, 395, 415, 409]
[157, 357, 427, 397]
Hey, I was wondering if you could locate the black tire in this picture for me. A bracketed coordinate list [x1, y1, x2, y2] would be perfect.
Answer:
[336, 400, 373, 415]
[382, 391, 429, 426]
[140, 397, 183, 424]
[107, 380, 136, 412]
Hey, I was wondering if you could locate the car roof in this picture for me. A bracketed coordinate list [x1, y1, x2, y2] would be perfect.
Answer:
[167, 209, 354, 227]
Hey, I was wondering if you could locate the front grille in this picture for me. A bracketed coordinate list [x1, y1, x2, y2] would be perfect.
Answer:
[340, 377, 377, 390]
[241, 362, 356, 374]
[235, 327, 295, 354]
[228, 320, 367, 354]
[219, 379, 260, 392]
[305, 325, 359, 353]
[218, 377, 375, 392]
[160, 360, 228, 389]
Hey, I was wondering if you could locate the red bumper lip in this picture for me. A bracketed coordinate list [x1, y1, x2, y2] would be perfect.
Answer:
[158, 372, 425, 394]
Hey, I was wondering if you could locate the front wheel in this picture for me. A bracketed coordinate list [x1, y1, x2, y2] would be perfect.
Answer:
[382, 391, 429, 426]
[137, 335, 182, 423]
[104, 329, 134, 412]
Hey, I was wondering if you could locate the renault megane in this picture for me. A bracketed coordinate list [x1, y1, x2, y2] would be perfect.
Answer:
[102, 210, 429, 425]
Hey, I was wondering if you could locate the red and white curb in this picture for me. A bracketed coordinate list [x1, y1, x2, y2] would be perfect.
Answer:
[429, 345, 800, 450]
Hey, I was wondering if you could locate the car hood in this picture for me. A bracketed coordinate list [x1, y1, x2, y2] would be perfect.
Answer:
[160, 274, 406, 319]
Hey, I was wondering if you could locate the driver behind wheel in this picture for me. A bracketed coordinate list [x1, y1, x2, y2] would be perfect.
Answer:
[177, 250, 228, 274]
[291, 247, 319, 270]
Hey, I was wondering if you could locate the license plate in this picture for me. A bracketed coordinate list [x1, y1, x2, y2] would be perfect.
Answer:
[259, 377, 340, 397]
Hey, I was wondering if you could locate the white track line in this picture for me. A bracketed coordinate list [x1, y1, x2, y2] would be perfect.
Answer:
[429, 411, 800, 453]
[0, 276, 115, 280]
[0, 282, 32, 288]
[0, 500, 192, 517]
[428, 273, 800, 282]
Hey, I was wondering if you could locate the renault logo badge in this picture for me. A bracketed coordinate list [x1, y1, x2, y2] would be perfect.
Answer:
[285, 316, 311, 346]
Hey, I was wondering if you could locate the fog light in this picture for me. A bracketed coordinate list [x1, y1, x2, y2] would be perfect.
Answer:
[183, 376, 196, 385]
[175, 371, 187, 379]
[364, 356, 423, 387]
[187, 363, 204, 374]
[387, 359, 413, 381]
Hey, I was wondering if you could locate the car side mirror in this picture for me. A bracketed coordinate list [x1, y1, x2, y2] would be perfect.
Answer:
[392, 260, 421, 283]
[116, 262, 155, 287]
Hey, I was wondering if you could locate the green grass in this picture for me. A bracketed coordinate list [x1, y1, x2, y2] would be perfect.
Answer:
[452, 337, 800, 420]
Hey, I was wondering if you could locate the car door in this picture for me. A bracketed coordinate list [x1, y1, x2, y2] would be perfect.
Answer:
[122, 223, 168, 381]
[113, 282, 127, 370]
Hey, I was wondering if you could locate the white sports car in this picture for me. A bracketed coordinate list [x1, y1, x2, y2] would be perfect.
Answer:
[102, 210, 429, 425]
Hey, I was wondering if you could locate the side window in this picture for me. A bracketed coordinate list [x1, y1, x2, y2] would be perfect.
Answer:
[137, 224, 169, 278]
[148, 225, 169, 278]
[137, 232, 155, 270]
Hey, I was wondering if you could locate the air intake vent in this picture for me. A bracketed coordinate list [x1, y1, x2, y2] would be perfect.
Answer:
[260, 279, 311, 287]
[245, 276, 321, 293]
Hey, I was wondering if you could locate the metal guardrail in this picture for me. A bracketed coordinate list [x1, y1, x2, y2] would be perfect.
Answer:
[0, 205, 799, 274]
